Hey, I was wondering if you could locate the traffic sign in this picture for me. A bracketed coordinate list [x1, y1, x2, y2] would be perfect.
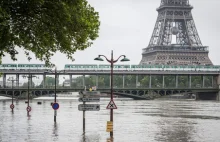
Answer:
[26, 106, 32, 112]
[106, 128, 113, 132]
[107, 121, 113, 126]
[106, 121, 113, 132]
[52, 103, 60, 110]
[10, 104, 14, 109]
[106, 100, 117, 109]
[78, 104, 100, 111]
[78, 97, 100, 102]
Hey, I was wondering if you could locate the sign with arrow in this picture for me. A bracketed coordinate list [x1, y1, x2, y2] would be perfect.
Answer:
[78, 97, 100, 102]
[106, 100, 117, 109]
[78, 104, 100, 111]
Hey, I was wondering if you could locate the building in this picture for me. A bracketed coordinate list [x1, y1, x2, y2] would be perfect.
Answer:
[140, 0, 212, 66]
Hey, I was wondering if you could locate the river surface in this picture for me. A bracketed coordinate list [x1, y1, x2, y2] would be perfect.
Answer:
[0, 95, 220, 142]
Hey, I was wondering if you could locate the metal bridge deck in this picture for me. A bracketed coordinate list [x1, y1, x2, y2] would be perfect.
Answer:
[0, 69, 219, 75]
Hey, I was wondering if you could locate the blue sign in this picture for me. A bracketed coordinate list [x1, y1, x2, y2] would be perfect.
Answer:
[52, 103, 59, 110]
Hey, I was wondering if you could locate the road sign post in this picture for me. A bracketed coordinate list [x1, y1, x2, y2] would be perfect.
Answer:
[10, 104, 14, 110]
[52, 102, 59, 122]
[52, 103, 59, 110]
[106, 100, 117, 109]
[83, 101, 85, 133]
[78, 91, 100, 133]
[106, 100, 117, 135]
[26, 106, 32, 112]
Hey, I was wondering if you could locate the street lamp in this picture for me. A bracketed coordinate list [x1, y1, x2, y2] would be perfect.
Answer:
[44, 67, 65, 122]
[94, 50, 130, 137]
[7, 77, 18, 112]
[22, 74, 38, 116]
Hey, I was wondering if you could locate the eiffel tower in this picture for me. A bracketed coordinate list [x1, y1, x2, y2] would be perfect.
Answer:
[140, 0, 213, 65]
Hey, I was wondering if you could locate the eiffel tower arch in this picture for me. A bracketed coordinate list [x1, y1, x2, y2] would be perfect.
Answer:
[140, 0, 213, 65]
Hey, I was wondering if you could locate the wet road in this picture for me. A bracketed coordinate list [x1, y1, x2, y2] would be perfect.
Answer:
[0, 96, 220, 142]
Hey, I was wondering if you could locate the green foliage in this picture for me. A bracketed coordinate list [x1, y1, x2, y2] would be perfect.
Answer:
[71, 75, 213, 88]
[40, 76, 59, 86]
[140, 76, 150, 87]
[113, 75, 123, 88]
[71, 76, 85, 88]
[0, 0, 100, 66]
[22, 81, 35, 87]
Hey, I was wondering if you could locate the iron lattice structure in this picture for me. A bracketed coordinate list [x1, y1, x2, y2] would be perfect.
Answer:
[140, 0, 213, 65]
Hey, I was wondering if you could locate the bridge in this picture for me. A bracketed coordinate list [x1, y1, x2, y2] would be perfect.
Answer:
[0, 69, 220, 75]
[0, 86, 219, 100]
[1, 68, 220, 100]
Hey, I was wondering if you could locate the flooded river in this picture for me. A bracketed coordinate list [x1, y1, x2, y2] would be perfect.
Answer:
[0, 96, 220, 142]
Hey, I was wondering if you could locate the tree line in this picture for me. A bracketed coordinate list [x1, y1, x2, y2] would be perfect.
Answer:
[70, 75, 214, 88]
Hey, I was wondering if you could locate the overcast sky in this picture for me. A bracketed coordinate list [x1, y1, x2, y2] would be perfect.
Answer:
[2, 0, 220, 69]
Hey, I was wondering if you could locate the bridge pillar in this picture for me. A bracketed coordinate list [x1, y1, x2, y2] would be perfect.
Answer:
[43, 74, 46, 88]
[216, 90, 220, 101]
[202, 75, 205, 88]
[175, 75, 178, 88]
[122, 75, 125, 89]
[211, 76, 214, 88]
[96, 75, 98, 89]
[56, 74, 59, 87]
[149, 75, 152, 88]
[30, 75, 33, 88]
[136, 75, 138, 88]
[83, 75, 85, 88]
[16, 74, 19, 87]
[188, 75, 192, 88]
[217, 74, 220, 101]
[162, 75, 165, 88]
[195, 93, 200, 100]
[171, 90, 174, 95]
[69, 75, 72, 87]
[3, 74, 6, 88]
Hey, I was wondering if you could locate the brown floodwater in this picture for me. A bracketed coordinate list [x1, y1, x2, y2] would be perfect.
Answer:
[0, 96, 220, 142]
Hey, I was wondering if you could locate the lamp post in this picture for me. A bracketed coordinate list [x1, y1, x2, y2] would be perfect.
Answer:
[23, 74, 38, 116]
[44, 68, 65, 122]
[94, 50, 130, 137]
[7, 77, 18, 112]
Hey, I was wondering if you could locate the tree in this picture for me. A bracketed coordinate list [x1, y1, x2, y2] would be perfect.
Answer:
[22, 81, 35, 87]
[40, 76, 59, 86]
[140, 76, 150, 87]
[0, 0, 100, 66]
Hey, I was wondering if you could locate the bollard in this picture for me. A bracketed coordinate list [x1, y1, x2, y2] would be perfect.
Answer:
[51, 102, 53, 106]
[37, 102, 42, 105]
[25, 101, 28, 104]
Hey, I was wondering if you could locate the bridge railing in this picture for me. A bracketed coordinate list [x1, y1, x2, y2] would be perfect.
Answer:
[0, 86, 218, 90]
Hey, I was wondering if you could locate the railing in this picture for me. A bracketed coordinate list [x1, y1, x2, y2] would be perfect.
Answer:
[0, 69, 220, 74]
[143, 45, 209, 53]
[1, 86, 218, 90]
